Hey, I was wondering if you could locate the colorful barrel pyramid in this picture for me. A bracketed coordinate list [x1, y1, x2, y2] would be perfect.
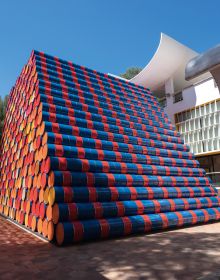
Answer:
[0, 50, 220, 245]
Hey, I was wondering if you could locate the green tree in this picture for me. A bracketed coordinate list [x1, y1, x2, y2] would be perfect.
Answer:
[120, 67, 142, 80]
[0, 95, 8, 136]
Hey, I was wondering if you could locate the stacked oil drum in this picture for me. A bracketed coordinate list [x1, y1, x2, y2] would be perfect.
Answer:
[0, 50, 220, 245]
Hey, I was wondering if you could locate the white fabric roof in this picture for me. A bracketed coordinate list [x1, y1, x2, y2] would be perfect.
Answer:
[130, 33, 211, 91]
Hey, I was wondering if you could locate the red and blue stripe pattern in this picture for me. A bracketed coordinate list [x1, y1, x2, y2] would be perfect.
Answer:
[56, 208, 220, 243]
[0, 50, 220, 245]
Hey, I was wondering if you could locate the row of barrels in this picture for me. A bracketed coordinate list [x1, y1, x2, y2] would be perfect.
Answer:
[0, 50, 219, 245]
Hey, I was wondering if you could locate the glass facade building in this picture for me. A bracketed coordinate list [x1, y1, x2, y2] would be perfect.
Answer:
[175, 98, 220, 155]
[175, 98, 220, 186]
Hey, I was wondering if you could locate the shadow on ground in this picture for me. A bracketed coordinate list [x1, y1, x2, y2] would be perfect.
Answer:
[0, 216, 220, 280]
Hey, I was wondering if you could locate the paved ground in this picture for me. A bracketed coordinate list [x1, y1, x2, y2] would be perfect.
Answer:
[0, 216, 220, 280]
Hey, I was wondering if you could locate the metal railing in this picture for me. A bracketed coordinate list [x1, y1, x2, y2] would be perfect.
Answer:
[159, 98, 167, 108]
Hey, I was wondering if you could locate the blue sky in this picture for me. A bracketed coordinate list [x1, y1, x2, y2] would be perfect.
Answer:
[0, 0, 219, 97]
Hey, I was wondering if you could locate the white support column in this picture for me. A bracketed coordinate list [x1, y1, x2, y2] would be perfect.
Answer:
[164, 77, 175, 123]
[165, 77, 174, 95]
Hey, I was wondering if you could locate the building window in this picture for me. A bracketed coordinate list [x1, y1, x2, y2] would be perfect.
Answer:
[175, 99, 220, 155]
[173, 91, 183, 103]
